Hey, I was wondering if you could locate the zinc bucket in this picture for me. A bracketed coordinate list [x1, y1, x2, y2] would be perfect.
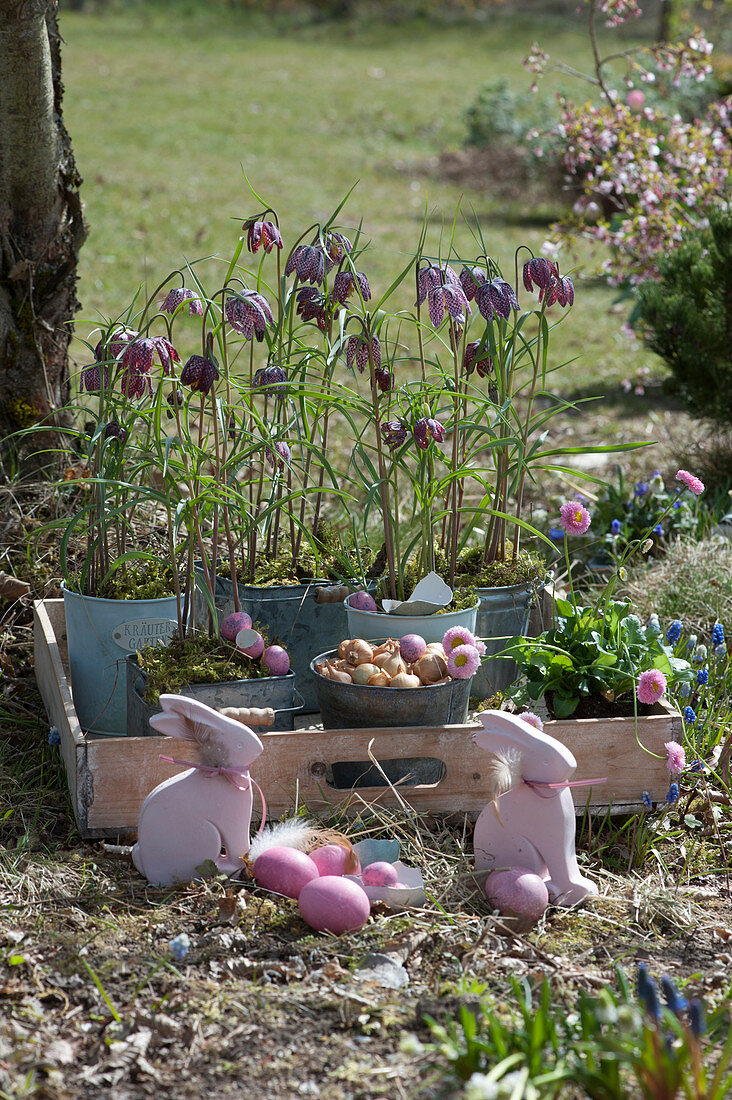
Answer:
[472, 583, 537, 699]
[344, 597, 479, 646]
[62, 585, 179, 737]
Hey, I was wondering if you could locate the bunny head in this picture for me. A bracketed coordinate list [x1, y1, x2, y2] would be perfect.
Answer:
[149, 694, 264, 770]
[473, 710, 577, 786]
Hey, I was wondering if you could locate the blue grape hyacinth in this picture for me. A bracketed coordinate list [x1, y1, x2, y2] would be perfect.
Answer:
[666, 620, 683, 644]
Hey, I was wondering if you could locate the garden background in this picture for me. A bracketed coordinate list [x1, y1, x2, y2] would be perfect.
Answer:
[1, 1, 732, 1097]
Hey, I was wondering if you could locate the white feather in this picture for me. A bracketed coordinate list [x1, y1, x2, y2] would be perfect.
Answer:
[249, 818, 317, 863]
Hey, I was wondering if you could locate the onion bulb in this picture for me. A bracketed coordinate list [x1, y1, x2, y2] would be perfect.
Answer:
[325, 660, 352, 683]
[413, 652, 448, 684]
[367, 671, 390, 687]
[343, 638, 374, 666]
[389, 672, 420, 689]
[351, 662, 380, 685]
[373, 650, 406, 677]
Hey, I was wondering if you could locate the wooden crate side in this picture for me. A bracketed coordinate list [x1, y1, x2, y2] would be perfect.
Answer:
[85, 736, 199, 832]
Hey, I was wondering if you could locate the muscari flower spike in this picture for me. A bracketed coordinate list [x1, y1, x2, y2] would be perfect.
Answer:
[244, 218, 283, 254]
[225, 289, 274, 342]
[180, 354, 219, 395]
[611, 518, 622, 535]
[683, 706, 697, 724]
[666, 782, 679, 804]
[169, 933, 190, 962]
[666, 619, 683, 644]
[637, 964, 661, 1021]
[476, 277, 519, 322]
[413, 417, 446, 449]
[697, 668, 709, 685]
[712, 622, 725, 646]
[160, 287, 204, 316]
[661, 976, 688, 1017]
[641, 791, 653, 809]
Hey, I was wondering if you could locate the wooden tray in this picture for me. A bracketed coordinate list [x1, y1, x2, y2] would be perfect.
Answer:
[34, 599, 679, 838]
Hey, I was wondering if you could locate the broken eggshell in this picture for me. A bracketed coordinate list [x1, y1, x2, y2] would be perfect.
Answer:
[349, 840, 424, 910]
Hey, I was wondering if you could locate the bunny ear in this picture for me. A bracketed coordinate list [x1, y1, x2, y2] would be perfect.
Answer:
[474, 710, 577, 771]
[149, 694, 218, 741]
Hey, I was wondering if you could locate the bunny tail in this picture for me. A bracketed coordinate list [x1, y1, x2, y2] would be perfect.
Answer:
[248, 818, 320, 863]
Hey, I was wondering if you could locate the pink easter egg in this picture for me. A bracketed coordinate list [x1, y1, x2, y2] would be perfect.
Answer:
[221, 611, 253, 642]
[310, 843, 358, 877]
[237, 629, 265, 659]
[399, 633, 426, 663]
[262, 644, 290, 676]
[485, 867, 549, 929]
[253, 846, 319, 899]
[298, 875, 371, 934]
[626, 89, 646, 111]
[349, 590, 378, 612]
[361, 861, 399, 887]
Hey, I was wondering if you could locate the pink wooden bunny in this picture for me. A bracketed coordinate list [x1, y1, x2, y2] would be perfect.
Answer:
[132, 694, 264, 887]
[473, 710, 598, 906]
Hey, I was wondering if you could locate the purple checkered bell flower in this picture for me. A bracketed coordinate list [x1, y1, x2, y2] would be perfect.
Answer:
[160, 287, 204, 317]
[166, 388, 184, 419]
[345, 335, 381, 374]
[464, 341, 493, 378]
[427, 282, 471, 328]
[244, 219, 283, 254]
[459, 265, 487, 302]
[416, 263, 460, 306]
[265, 441, 292, 470]
[253, 365, 288, 399]
[332, 270, 371, 305]
[381, 420, 408, 450]
[285, 244, 326, 285]
[296, 288, 330, 331]
[120, 367, 152, 400]
[224, 289, 274, 342]
[180, 355, 219, 395]
[413, 417, 446, 449]
[476, 278, 519, 322]
[374, 366, 393, 392]
[541, 274, 575, 308]
[79, 364, 110, 393]
[121, 336, 180, 377]
[324, 231, 353, 270]
[104, 420, 127, 444]
[522, 256, 558, 293]
[94, 327, 138, 363]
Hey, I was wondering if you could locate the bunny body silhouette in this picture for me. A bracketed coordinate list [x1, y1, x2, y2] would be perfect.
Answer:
[473, 710, 597, 906]
[132, 694, 264, 887]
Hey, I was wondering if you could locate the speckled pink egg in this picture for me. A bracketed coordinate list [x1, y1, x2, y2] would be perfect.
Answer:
[262, 644, 290, 676]
[237, 629, 265, 659]
[310, 844, 357, 877]
[348, 590, 378, 613]
[399, 633, 426, 663]
[253, 847, 319, 899]
[484, 867, 549, 929]
[298, 875, 371, 934]
[221, 611, 253, 642]
[361, 861, 399, 887]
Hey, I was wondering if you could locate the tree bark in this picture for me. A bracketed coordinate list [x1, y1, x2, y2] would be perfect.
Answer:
[0, 0, 86, 453]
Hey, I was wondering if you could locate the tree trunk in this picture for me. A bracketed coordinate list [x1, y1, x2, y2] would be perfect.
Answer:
[0, 0, 86, 455]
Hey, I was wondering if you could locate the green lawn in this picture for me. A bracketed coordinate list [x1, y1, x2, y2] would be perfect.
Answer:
[60, 2, 658, 390]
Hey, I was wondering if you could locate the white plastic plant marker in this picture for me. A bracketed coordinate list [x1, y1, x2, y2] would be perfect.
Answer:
[380, 571, 453, 617]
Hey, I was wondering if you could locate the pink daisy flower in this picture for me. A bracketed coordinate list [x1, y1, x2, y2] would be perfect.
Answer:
[442, 625, 477, 653]
[675, 470, 705, 496]
[520, 712, 544, 732]
[446, 644, 481, 679]
[664, 740, 686, 775]
[636, 668, 667, 705]
[559, 500, 591, 535]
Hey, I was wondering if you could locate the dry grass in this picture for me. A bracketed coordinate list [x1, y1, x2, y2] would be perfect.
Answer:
[622, 536, 732, 637]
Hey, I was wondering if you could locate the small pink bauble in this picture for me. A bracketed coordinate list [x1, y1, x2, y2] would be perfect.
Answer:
[253, 847, 319, 899]
[220, 611, 253, 642]
[310, 843, 357, 877]
[399, 633, 426, 663]
[626, 89, 645, 110]
[237, 629, 265, 659]
[485, 867, 549, 928]
[298, 876, 371, 934]
[349, 590, 378, 612]
[262, 645, 290, 676]
[361, 861, 399, 887]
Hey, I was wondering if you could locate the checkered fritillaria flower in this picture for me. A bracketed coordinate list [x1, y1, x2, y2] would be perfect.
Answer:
[252, 365, 288, 400]
[324, 231, 353, 270]
[475, 277, 519, 322]
[224, 289, 275, 342]
[180, 354, 219, 395]
[464, 340, 493, 378]
[332, 270, 371, 305]
[265, 441, 291, 470]
[160, 287, 204, 316]
[416, 263, 463, 325]
[295, 288, 330, 331]
[79, 364, 110, 394]
[166, 388, 184, 419]
[413, 417, 446, 449]
[459, 265, 487, 302]
[374, 366, 393, 393]
[120, 336, 180, 377]
[104, 421, 127, 443]
[120, 366, 152, 400]
[244, 218, 283, 254]
[522, 255, 558, 293]
[345, 334, 381, 374]
[285, 243, 326, 285]
[380, 420, 408, 450]
[540, 274, 575, 308]
[94, 327, 138, 362]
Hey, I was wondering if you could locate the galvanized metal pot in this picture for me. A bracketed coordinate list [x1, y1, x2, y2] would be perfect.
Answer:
[472, 583, 539, 699]
[62, 584, 179, 737]
[344, 597, 479, 645]
[125, 657, 301, 734]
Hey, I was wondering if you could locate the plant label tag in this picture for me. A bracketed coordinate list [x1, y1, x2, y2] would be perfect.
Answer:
[111, 618, 178, 653]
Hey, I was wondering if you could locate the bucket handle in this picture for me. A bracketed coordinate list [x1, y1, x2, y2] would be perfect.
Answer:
[131, 678, 304, 718]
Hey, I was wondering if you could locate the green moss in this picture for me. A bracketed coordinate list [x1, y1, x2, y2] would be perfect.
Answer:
[135, 630, 272, 705]
[455, 546, 547, 589]
[103, 559, 177, 600]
